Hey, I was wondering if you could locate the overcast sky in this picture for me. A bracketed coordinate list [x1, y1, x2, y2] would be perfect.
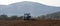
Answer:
[0, 0, 60, 7]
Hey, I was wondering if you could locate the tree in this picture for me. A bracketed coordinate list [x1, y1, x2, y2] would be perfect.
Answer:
[0, 14, 8, 20]
[18, 16, 23, 20]
[10, 16, 18, 20]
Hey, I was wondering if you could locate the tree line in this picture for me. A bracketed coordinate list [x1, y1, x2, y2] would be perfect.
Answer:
[0, 14, 23, 20]
[0, 12, 60, 20]
[37, 12, 60, 20]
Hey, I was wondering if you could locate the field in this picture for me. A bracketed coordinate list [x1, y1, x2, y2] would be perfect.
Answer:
[0, 20, 60, 26]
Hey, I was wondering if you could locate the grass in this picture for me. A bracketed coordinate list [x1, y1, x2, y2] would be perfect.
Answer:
[0, 20, 60, 26]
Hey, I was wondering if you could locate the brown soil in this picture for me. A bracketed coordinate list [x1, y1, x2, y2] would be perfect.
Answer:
[0, 20, 60, 26]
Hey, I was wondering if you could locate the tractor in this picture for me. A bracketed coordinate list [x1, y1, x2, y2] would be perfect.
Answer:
[24, 13, 31, 20]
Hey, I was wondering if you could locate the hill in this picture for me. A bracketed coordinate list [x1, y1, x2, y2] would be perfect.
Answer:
[38, 12, 60, 20]
[0, 1, 60, 17]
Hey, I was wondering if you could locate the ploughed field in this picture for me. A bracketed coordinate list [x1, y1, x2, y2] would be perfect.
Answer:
[0, 20, 60, 26]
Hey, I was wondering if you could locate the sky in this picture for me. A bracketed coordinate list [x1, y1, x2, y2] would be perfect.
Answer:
[0, 0, 60, 7]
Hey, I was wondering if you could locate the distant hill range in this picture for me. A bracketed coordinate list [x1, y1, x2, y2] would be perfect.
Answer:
[39, 12, 60, 20]
[0, 1, 60, 17]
